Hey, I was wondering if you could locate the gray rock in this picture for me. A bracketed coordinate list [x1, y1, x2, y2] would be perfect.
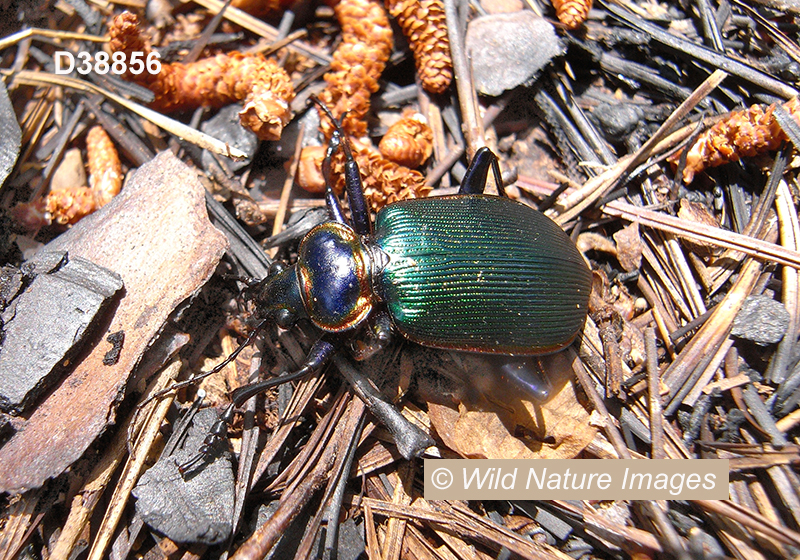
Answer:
[133, 408, 235, 545]
[466, 12, 564, 96]
[731, 294, 791, 345]
[0, 81, 21, 188]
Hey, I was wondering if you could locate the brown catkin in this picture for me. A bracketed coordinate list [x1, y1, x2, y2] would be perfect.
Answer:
[551, 0, 592, 29]
[296, 140, 430, 211]
[45, 186, 97, 226]
[384, 0, 452, 94]
[108, 12, 295, 141]
[671, 97, 800, 183]
[318, 0, 393, 138]
[378, 109, 433, 168]
[86, 126, 122, 207]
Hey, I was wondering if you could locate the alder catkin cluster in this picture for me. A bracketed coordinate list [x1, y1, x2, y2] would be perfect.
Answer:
[297, 141, 429, 211]
[14, 126, 123, 227]
[108, 12, 295, 141]
[672, 97, 800, 183]
[552, 0, 592, 29]
[318, 0, 393, 138]
[384, 0, 452, 94]
[378, 109, 433, 168]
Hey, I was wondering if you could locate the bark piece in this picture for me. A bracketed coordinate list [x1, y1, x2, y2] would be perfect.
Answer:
[0, 151, 228, 493]
[0, 252, 123, 414]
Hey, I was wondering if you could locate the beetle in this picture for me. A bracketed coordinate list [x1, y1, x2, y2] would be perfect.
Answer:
[178, 98, 592, 472]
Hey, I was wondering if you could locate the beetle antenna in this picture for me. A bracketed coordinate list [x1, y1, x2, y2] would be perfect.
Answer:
[308, 95, 372, 236]
[308, 96, 357, 162]
[140, 319, 270, 407]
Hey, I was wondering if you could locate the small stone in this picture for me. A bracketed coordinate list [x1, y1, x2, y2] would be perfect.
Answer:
[201, 104, 259, 172]
[50, 148, 87, 192]
[133, 408, 235, 545]
[731, 295, 790, 345]
[466, 12, 564, 96]
[591, 102, 644, 142]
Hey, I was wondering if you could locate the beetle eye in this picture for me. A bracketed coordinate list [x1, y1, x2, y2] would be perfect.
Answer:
[275, 308, 296, 328]
[269, 261, 287, 276]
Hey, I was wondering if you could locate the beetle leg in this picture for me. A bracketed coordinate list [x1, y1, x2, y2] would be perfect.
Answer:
[349, 311, 393, 361]
[458, 146, 506, 197]
[178, 337, 337, 475]
[481, 355, 552, 402]
[332, 354, 434, 460]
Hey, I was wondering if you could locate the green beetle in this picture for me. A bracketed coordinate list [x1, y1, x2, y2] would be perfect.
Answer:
[179, 102, 592, 471]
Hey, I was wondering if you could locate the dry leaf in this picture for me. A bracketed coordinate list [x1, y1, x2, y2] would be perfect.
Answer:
[428, 351, 596, 459]
[613, 221, 642, 272]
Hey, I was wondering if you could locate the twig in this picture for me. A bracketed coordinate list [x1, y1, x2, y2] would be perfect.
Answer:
[5, 70, 249, 159]
[553, 69, 728, 225]
[85, 359, 182, 560]
[601, 0, 798, 98]
[0, 28, 106, 51]
[766, 181, 800, 382]
[443, 0, 484, 159]
[601, 200, 800, 269]
[191, 0, 331, 65]
[232, 394, 357, 559]
[694, 500, 800, 548]
[645, 327, 665, 460]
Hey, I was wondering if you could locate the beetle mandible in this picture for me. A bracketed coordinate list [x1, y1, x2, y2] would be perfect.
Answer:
[179, 98, 592, 472]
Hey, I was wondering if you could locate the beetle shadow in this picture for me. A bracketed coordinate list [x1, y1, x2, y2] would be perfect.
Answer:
[413, 346, 577, 453]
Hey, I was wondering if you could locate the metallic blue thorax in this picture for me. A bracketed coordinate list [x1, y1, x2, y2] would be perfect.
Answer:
[296, 222, 372, 332]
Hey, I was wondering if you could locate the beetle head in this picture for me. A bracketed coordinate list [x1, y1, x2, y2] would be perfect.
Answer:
[246, 264, 308, 328]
